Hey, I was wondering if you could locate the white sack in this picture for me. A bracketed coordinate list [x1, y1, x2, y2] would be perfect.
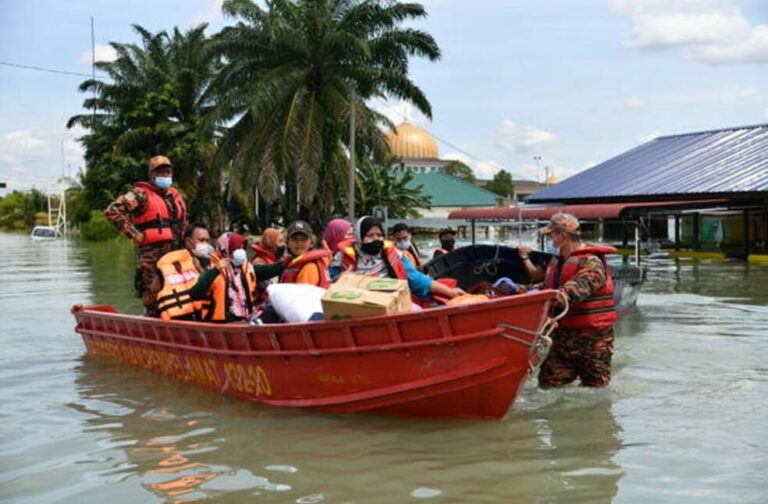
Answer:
[267, 283, 327, 323]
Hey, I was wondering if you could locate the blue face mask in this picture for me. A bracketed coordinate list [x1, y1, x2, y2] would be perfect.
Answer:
[545, 240, 558, 255]
[154, 176, 173, 190]
[232, 248, 247, 267]
[396, 240, 411, 251]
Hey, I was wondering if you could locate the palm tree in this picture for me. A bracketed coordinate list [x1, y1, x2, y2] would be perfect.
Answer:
[68, 24, 224, 224]
[212, 0, 440, 227]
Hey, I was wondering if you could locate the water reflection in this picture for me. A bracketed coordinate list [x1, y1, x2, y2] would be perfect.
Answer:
[71, 355, 625, 503]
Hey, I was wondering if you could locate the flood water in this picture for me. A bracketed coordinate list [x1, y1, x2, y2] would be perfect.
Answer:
[1, 232, 767, 503]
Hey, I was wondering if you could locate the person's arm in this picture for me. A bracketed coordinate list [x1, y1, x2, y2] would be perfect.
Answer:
[189, 267, 220, 300]
[104, 190, 146, 244]
[518, 245, 545, 281]
[253, 262, 285, 281]
[402, 256, 464, 299]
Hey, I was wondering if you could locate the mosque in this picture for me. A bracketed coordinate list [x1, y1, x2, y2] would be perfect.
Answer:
[384, 121, 498, 219]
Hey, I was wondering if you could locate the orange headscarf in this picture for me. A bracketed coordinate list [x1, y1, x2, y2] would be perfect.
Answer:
[261, 228, 282, 251]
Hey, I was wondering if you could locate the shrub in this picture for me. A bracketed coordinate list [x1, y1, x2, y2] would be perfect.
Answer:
[81, 211, 120, 241]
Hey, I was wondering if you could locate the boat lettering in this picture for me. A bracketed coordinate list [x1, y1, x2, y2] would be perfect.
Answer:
[223, 362, 272, 396]
[317, 372, 370, 385]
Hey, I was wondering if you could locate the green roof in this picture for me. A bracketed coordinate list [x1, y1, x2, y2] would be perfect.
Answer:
[401, 171, 500, 207]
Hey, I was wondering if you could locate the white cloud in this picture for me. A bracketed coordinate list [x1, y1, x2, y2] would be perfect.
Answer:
[612, 0, 768, 65]
[638, 130, 661, 144]
[373, 99, 429, 127]
[193, 0, 224, 26]
[495, 120, 558, 154]
[690, 24, 768, 64]
[763, 109, 768, 121]
[0, 128, 85, 191]
[737, 87, 760, 100]
[624, 95, 645, 109]
[80, 44, 118, 65]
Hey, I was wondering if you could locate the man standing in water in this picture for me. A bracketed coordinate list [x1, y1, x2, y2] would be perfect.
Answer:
[536, 213, 617, 388]
[105, 155, 187, 316]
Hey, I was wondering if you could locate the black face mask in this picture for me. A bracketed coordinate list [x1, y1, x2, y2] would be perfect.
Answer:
[360, 240, 384, 255]
[440, 239, 455, 251]
[274, 245, 286, 258]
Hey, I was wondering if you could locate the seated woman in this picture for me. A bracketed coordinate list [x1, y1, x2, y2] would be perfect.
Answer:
[190, 232, 258, 322]
[322, 218, 353, 282]
[251, 227, 286, 265]
[279, 220, 331, 288]
[338, 216, 464, 301]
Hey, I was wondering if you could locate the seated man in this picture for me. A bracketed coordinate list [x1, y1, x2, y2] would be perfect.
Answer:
[433, 227, 457, 259]
[280, 221, 331, 288]
[391, 222, 423, 269]
[155, 222, 214, 321]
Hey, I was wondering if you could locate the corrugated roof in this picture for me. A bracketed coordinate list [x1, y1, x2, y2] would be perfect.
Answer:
[403, 171, 500, 207]
[527, 123, 768, 203]
[448, 199, 729, 221]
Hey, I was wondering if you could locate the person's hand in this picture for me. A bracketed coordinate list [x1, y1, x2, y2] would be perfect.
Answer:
[133, 232, 144, 245]
[518, 245, 532, 257]
[217, 258, 231, 273]
[447, 287, 465, 299]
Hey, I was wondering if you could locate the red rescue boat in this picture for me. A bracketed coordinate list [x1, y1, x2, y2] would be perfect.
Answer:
[72, 290, 562, 419]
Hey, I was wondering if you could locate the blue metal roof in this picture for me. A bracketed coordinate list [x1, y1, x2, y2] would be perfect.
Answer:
[527, 123, 768, 203]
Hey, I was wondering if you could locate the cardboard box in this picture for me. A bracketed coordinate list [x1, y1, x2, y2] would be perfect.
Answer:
[322, 274, 411, 320]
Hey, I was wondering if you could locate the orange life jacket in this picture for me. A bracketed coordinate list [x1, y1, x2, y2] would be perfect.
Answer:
[280, 249, 332, 288]
[251, 243, 277, 264]
[401, 247, 422, 268]
[132, 182, 187, 246]
[338, 240, 408, 280]
[544, 244, 617, 329]
[202, 254, 258, 322]
[155, 249, 205, 320]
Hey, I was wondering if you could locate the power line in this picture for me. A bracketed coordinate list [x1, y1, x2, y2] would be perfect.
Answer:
[0, 61, 94, 78]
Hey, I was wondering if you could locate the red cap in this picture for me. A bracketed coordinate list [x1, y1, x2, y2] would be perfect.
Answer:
[228, 232, 248, 251]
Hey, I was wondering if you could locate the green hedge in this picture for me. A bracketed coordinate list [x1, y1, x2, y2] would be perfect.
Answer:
[81, 211, 120, 241]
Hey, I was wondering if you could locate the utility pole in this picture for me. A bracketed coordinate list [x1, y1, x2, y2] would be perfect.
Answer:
[545, 165, 550, 187]
[347, 84, 356, 222]
[533, 156, 542, 183]
[91, 16, 96, 121]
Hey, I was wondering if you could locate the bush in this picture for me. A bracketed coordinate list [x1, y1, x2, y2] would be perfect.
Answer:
[81, 211, 120, 241]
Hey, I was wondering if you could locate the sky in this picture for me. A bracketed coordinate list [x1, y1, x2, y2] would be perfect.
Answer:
[1, 0, 767, 194]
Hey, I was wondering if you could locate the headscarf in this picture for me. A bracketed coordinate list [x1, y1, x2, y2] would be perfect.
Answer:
[323, 218, 352, 255]
[260, 228, 282, 251]
[215, 232, 250, 319]
[353, 216, 388, 277]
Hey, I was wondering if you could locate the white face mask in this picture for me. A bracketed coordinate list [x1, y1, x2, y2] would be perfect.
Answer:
[193, 242, 214, 259]
[544, 238, 558, 255]
[232, 248, 247, 267]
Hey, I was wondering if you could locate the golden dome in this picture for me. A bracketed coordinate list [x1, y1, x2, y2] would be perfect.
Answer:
[546, 174, 559, 184]
[385, 122, 438, 159]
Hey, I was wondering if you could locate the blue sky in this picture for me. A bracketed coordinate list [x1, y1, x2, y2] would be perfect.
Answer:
[1, 0, 766, 193]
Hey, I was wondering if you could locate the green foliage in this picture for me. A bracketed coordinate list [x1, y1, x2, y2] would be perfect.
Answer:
[68, 24, 223, 225]
[356, 163, 431, 218]
[81, 211, 120, 241]
[0, 189, 47, 230]
[443, 160, 476, 184]
[214, 0, 440, 227]
[486, 169, 515, 198]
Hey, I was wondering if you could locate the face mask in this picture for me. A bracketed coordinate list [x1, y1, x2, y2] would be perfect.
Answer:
[274, 245, 286, 258]
[395, 240, 411, 251]
[154, 176, 172, 190]
[440, 239, 455, 251]
[545, 239, 558, 255]
[360, 240, 384, 255]
[193, 242, 214, 259]
[232, 248, 247, 267]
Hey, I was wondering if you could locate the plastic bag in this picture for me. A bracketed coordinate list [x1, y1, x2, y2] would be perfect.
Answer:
[266, 283, 326, 323]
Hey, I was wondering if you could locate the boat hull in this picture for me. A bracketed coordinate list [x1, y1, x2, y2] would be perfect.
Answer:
[72, 291, 558, 419]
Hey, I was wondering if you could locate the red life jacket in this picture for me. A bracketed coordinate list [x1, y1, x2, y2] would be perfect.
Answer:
[132, 182, 187, 246]
[251, 243, 277, 264]
[338, 240, 408, 280]
[544, 244, 617, 329]
[280, 249, 332, 288]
